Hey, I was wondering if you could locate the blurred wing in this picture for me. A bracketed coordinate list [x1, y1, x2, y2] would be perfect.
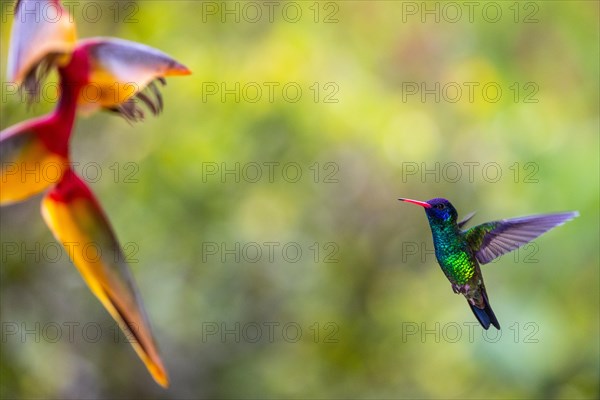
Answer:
[7, 0, 76, 92]
[41, 170, 169, 387]
[76, 37, 190, 121]
[465, 212, 579, 264]
[0, 117, 68, 205]
[457, 211, 476, 229]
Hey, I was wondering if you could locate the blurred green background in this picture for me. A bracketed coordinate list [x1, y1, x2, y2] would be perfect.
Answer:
[1, 1, 598, 398]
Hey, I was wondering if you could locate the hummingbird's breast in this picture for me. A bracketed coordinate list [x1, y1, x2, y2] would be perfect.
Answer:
[430, 226, 476, 285]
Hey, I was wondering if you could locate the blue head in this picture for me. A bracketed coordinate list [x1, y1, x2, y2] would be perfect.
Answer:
[399, 197, 458, 226]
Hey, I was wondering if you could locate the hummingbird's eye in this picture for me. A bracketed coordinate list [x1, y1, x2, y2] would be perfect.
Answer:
[437, 204, 445, 210]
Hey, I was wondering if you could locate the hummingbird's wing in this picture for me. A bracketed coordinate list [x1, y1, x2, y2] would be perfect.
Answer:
[41, 169, 169, 387]
[464, 212, 579, 264]
[457, 211, 476, 229]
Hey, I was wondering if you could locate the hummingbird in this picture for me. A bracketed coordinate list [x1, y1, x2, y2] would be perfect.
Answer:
[398, 197, 578, 330]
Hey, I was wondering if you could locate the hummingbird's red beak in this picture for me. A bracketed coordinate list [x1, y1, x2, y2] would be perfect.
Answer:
[398, 198, 432, 208]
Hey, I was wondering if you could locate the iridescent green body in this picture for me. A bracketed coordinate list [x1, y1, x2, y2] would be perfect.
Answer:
[428, 218, 477, 285]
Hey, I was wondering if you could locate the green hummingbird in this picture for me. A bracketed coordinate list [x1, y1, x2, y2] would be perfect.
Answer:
[399, 197, 578, 330]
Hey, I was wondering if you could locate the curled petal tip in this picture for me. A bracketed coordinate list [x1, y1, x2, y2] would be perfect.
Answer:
[154, 368, 170, 388]
[142, 354, 169, 387]
[167, 62, 192, 76]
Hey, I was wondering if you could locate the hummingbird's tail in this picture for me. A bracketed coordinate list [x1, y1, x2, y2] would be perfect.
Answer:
[468, 288, 500, 330]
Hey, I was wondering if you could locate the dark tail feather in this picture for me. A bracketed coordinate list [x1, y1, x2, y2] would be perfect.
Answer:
[469, 289, 500, 330]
